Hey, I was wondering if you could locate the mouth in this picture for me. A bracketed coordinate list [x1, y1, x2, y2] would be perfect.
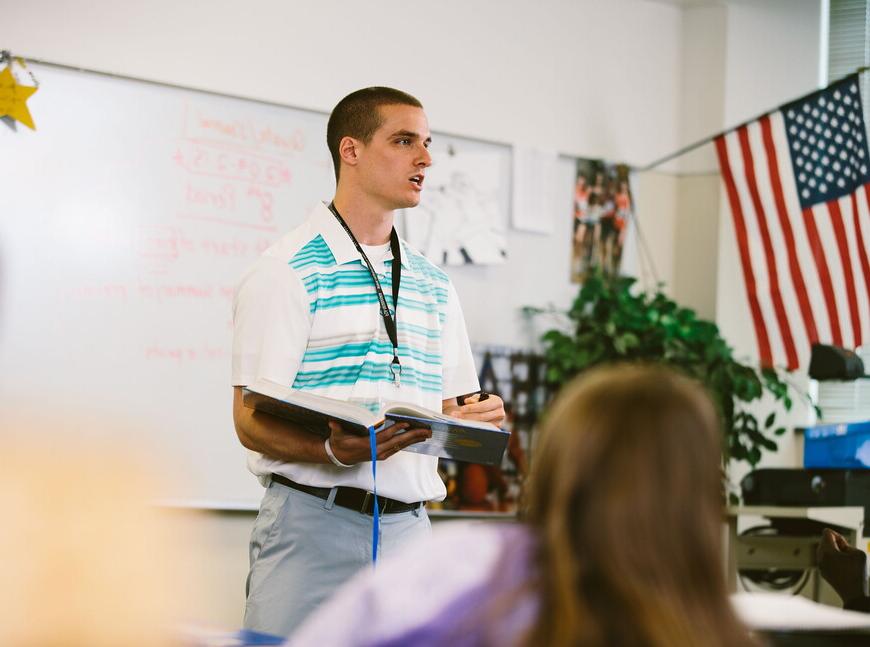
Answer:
[409, 174, 424, 191]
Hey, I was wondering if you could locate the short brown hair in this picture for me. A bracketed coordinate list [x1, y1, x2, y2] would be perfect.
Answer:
[326, 87, 423, 179]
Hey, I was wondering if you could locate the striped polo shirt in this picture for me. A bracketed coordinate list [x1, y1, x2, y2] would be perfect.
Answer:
[232, 202, 479, 503]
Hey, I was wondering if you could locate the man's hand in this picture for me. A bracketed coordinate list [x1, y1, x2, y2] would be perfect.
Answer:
[444, 393, 506, 428]
[327, 420, 431, 464]
[817, 528, 868, 607]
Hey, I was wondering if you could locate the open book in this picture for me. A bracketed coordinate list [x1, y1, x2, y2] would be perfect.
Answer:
[243, 377, 510, 466]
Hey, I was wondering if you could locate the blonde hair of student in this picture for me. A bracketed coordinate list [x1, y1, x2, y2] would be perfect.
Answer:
[523, 365, 752, 647]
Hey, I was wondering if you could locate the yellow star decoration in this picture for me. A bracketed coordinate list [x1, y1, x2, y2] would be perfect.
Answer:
[0, 66, 38, 130]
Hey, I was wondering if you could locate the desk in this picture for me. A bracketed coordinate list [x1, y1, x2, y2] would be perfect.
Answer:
[726, 505, 865, 601]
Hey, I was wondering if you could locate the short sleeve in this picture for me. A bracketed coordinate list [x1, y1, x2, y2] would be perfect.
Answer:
[231, 257, 312, 387]
[440, 282, 479, 400]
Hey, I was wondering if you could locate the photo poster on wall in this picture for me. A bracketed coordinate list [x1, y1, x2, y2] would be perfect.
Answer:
[570, 158, 634, 283]
[400, 134, 509, 266]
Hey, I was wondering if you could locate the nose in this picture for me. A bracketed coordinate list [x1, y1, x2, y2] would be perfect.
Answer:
[417, 145, 432, 168]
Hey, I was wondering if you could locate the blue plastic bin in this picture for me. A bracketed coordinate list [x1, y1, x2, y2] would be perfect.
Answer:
[804, 420, 870, 468]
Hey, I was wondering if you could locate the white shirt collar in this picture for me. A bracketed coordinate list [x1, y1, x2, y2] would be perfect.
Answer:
[311, 201, 413, 271]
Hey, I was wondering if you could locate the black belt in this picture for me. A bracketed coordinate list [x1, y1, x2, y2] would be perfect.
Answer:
[270, 474, 424, 516]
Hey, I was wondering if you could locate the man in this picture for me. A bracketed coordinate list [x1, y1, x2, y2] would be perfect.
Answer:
[231, 87, 505, 637]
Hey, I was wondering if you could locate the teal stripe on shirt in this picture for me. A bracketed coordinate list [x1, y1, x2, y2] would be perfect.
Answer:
[302, 340, 441, 365]
[302, 268, 448, 303]
[289, 235, 336, 271]
[292, 362, 442, 392]
[310, 293, 445, 314]
[398, 321, 443, 340]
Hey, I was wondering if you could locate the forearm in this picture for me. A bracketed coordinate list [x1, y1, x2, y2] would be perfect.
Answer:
[233, 388, 329, 464]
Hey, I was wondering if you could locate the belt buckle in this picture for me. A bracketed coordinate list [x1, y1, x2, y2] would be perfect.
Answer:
[360, 491, 373, 515]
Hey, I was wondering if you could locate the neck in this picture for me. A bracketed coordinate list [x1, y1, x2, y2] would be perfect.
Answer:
[332, 186, 394, 245]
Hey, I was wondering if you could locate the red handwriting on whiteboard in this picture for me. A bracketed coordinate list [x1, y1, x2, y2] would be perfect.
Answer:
[186, 182, 237, 211]
[198, 238, 247, 257]
[70, 284, 129, 300]
[246, 185, 274, 222]
[138, 283, 215, 301]
[138, 225, 271, 261]
[144, 345, 229, 363]
[138, 226, 194, 261]
[254, 126, 305, 153]
[196, 114, 249, 142]
[176, 212, 278, 233]
[195, 236, 276, 257]
[255, 238, 272, 254]
[184, 106, 307, 155]
[172, 141, 292, 187]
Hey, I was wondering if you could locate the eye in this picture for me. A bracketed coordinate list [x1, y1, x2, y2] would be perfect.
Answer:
[396, 138, 411, 146]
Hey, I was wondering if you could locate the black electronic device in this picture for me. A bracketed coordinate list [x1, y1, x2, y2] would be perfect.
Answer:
[808, 343, 866, 380]
[741, 468, 870, 527]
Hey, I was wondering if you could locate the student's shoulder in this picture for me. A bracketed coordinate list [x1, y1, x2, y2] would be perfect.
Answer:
[286, 522, 532, 647]
[381, 521, 527, 581]
[428, 520, 528, 558]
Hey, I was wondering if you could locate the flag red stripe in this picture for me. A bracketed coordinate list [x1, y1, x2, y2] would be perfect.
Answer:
[854, 185, 870, 343]
[759, 115, 819, 346]
[859, 185, 870, 305]
[802, 207, 844, 346]
[737, 126, 799, 369]
[715, 135, 773, 366]
[827, 199, 861, 347]
[852, 183, 870, 303]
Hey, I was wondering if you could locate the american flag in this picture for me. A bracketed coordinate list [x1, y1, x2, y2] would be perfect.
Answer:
[715, 75, 870, 370]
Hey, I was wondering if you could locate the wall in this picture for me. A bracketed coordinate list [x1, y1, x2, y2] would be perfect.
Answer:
[5, 0, 683, 164]
[670, 5, 728, 320]
[2, 0, 824, 628]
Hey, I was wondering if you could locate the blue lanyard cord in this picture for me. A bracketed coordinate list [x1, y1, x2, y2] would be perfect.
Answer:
[368, 425, 379, 564]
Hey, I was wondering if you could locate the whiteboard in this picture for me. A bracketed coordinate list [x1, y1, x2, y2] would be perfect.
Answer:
[0, 64, 336, 507]
[0, 63, 517, 508]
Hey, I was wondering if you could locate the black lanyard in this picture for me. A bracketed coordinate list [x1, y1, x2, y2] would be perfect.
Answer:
[328, 202, 403, 386]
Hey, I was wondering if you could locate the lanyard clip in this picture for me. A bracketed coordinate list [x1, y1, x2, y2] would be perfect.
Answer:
[390, 356, 402, 388]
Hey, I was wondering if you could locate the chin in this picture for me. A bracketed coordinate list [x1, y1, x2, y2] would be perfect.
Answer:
[391, 195, 421, 210]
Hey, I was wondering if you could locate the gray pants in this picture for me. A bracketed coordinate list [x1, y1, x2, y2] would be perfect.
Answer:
[243, 479, 431, 638]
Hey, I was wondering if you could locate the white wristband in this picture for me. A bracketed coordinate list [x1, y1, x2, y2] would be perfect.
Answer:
[324, 437, 352, 468]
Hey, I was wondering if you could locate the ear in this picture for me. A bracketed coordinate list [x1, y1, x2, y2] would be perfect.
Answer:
[338, 135, 361, 168]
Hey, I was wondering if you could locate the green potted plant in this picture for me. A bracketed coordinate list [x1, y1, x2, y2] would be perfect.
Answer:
[525, 269, 795, 471]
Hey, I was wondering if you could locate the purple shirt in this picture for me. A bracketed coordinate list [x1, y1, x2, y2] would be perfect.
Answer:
[285, 522, 538, 647]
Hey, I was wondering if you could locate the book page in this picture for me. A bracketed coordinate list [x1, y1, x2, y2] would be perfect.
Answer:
[249, 378, 377, 427]
[381, 403, 497, 430]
